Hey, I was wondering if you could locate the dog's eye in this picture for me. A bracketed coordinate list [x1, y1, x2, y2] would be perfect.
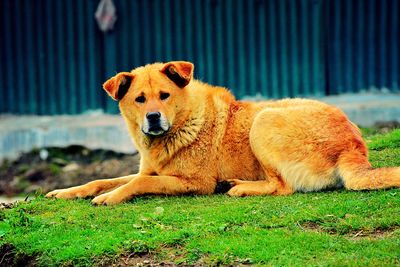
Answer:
[160, 92, 170, 101]
[135, 95, 146, 103]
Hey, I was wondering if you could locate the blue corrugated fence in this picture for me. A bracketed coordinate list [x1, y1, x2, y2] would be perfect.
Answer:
[0, 0, 399, 115]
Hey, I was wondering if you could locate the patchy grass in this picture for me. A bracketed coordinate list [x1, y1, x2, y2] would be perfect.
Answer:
[1, 129, 400, 266]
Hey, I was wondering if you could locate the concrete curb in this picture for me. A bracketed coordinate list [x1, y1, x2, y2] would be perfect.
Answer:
[318, 93, 400, 127]
[0, 114, 136, 161]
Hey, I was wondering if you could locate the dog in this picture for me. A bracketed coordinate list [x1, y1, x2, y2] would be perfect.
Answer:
[46, 61, 400, 205]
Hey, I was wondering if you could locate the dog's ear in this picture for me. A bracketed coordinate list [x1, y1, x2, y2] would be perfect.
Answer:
[161, 61, 194, 88]
[103, 72, 134, 101]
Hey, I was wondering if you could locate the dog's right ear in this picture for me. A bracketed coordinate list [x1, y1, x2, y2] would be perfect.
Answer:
[103, 72, 134, 101]
[161, 61, 194, 88]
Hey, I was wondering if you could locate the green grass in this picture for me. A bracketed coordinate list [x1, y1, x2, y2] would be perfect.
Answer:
[1, 129, 400, 266]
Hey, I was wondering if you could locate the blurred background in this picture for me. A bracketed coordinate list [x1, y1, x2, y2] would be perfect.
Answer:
[0, 0, 399, 198]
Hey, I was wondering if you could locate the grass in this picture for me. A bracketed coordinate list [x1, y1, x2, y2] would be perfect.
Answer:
[1, 129, 400, 266]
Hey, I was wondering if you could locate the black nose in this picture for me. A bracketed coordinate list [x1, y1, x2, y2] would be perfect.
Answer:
[146, 112, 161, 122]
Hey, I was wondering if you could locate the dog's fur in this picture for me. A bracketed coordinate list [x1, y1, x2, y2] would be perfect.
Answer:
[46, 61, 400, 205]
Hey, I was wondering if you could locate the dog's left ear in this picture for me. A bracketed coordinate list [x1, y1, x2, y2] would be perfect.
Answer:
[161, 61, 194, 88]
[103, 72, 135, 101]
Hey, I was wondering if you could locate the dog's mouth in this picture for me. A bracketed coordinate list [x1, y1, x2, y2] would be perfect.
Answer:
[142, 125, 170, 137]
[144, 127, 168, 137]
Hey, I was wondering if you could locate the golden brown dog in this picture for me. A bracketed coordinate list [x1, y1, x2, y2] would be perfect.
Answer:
[46, 61, 400, 205]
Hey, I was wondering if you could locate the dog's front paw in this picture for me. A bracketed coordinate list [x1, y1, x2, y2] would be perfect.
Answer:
[46, 188, 81, 199]
[91, 192, 126, 206]
[226, 180, 249, 196]
[227, 185, 248, 197]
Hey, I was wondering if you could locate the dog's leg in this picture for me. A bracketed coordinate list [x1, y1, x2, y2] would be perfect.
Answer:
[45, 175, 136, 199]
[91, 175, 211, 205]
[227, 167, 293, 197]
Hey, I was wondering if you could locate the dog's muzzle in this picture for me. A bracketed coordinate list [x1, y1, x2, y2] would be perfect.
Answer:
[142, 112, 170, 137]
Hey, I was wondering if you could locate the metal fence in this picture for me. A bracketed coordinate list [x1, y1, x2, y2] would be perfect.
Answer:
[0, 0, 399, 115]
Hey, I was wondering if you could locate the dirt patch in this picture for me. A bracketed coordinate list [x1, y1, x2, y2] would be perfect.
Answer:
[100, 252, 250, 267]
[299, 221, 399, 240]
[0, 243, 36, 267]
[0, 202, 16, 210]
[109, 254, 176, 267]
[299, 221, 338, 235]
[94, 247, 183, 267]
[0, 145, 140, 197]
[299, 221, 323, 231]
[346, 227, 399, 240]
[373, 121, 400, 133]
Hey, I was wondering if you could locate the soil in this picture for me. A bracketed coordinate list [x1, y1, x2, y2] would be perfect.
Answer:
[0, 243, 36, 267]
[0, 145, 140, 197]
[373, 120, 400, 133]
[299, 221, 399, 240]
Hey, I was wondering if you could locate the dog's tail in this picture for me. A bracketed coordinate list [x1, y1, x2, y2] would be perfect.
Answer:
[338, 150, 400, 190]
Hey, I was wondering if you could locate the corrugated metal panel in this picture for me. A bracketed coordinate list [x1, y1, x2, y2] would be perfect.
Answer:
[326, 0, 400, 94]
[0, 0, 399, 115]
[0, 0, 106, 115]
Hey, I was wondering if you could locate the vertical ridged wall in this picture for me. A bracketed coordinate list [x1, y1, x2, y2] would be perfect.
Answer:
[0, 0, 399, 115]
[325, 0, 400, 94]
[0, 0, 106, 114]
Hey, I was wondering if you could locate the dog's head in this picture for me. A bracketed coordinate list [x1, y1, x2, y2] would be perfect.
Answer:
[103, 61, 194, 137]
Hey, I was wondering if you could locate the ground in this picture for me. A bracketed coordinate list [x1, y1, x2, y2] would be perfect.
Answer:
[0, 146, 140, 197]
[0, 128, 399, 266]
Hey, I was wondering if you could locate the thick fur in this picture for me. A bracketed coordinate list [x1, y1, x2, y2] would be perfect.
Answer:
[46, 61, 400, 205]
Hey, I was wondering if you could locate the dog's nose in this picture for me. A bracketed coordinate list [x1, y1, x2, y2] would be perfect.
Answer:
[146, 112, 161, 121]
